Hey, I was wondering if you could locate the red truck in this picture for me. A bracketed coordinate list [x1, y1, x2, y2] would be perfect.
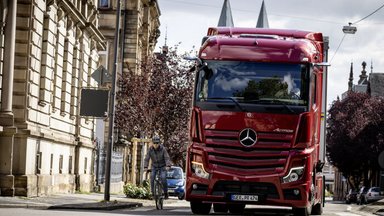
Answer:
[185, 27, 327, 216]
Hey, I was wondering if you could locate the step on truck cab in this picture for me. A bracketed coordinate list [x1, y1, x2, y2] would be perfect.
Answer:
[186, 27, 326, 216]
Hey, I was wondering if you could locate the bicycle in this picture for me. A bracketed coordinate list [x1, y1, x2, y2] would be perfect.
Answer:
[147, 169, 165, 210]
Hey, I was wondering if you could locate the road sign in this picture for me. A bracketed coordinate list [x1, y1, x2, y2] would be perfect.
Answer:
[92, 65, 112, 85]
[80, 89, 109, 117]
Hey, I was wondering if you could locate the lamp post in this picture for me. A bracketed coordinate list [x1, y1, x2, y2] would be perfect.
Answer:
[104, 0, 121, 202]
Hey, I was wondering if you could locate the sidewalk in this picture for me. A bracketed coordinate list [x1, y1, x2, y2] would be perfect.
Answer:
[0, 193, 160, 210]
[356, 199, 384, 216]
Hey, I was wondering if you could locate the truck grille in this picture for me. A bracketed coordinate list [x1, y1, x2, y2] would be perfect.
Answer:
[204, 129, 293, 176]
[212, 181, 279, 199]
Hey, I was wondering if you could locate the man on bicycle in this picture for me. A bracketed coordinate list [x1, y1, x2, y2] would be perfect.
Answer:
[144, 135, 172, 199]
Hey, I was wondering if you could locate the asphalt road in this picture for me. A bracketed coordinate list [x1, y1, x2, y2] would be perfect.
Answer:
[0, 199, 375, 216]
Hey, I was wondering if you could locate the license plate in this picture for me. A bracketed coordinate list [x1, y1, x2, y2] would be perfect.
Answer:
[231, 194, 258, 202]
[168, 189, 175, 193]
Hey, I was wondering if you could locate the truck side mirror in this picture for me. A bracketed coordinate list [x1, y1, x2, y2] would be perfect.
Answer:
[316, 161, 324, 172]
[202, 66, 213, 80]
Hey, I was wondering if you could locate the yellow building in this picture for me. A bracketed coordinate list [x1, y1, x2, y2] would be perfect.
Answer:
[0, 0, 106, 197]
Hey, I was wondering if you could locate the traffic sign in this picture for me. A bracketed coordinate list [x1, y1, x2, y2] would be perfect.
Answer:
[91, 65, 112, 85]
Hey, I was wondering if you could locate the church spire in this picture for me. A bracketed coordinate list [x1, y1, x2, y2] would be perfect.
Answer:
[218, 0, 234, 27]
[358, 61, 368, 85]
[256, 0, 269, 28]
[348, 62, 353, 91]
[162, 26, 168, 54]
[370, 60, 373, 74]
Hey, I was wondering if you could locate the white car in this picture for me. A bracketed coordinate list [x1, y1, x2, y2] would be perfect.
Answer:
[365, 187, 384, 203]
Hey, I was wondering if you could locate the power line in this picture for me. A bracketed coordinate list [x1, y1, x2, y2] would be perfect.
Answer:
[352, 3, 384, 25]
[160, 0, 343, 25]
[331, 2, 384, 63]
[330, 33, 346, 63]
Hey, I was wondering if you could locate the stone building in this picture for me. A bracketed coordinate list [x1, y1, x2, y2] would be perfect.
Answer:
[96, 0, 160, 193]
[0, 0, 105, 196]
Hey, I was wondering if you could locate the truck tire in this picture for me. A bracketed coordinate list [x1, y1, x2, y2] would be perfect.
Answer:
[190, 201, 211, 215]
[292, 207, 310, 216]
[213, 203, 228, 213]
[228, 204, 245, 214]
[311, 203, 323, 215]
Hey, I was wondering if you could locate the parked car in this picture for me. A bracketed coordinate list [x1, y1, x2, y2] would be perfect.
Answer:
[166, 166, 185, 200]
[345, 189, 358, 204]
[357, 186, 369, 205]
[365, 187, 384, 203]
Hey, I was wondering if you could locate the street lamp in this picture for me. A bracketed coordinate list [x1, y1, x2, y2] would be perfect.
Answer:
[342, 23, 357, 34]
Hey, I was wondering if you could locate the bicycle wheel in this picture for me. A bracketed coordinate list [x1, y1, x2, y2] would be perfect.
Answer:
[155, 180, 163, 210]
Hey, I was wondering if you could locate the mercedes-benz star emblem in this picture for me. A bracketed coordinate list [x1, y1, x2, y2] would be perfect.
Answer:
[239, 128, 257, 147]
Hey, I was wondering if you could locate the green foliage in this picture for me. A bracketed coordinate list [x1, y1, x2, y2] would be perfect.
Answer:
[123, 181, 152, 200]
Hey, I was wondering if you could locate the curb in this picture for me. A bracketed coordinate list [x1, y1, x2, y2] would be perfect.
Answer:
[0, 203, 50, 209]
[48, 201, 143, 210]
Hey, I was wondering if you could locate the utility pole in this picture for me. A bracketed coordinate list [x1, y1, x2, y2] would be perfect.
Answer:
[104, 0, 121, 202]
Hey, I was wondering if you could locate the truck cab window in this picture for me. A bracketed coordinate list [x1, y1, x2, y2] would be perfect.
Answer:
[196, 61, 309, 107]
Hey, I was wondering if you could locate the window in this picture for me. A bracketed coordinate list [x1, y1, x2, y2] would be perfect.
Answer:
[59, 155, 63, 174]
[84, 157, 88, 174]
[36, 152, 42, 174]
[68, 156, 73, 174]
[50, 154, 54, 175]
[311, 74, 317, 105]
[196, 61, 309, 108]
[99, 0, 109, 8]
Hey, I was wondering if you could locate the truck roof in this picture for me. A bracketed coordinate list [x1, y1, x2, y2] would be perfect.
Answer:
[200, 27, 324, 63]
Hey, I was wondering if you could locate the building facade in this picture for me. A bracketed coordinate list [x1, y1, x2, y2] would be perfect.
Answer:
[0, 0, 105, 197]
[96, 0, 160, 193]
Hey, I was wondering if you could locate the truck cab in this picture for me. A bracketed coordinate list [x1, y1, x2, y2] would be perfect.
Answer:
[186, 27, 326, 216]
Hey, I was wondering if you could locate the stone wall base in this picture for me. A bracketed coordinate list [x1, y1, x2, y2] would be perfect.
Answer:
[12, 174, 77, 197]
[97, 181, 124, 194]
[0, 174, 15, 196]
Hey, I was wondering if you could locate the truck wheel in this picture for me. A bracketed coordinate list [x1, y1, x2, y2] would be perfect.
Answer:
[213, 203, 228, 213]
[228, 204, 245, 214]
[190, 201, 211, 215]
[292, 207, 310, 216]
[311, 203, 323, 215]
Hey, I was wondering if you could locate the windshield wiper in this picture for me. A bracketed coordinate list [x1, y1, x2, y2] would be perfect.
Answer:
[256, 99, 296, 113]
[206, 97, 247, 112]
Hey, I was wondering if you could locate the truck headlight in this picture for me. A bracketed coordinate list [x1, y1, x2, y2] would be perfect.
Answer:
[282, 166, 304, 183]
[191, 162, 210, 179]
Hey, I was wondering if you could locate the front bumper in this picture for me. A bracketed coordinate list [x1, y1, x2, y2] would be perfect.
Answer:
[168, 186, 185, 197]
[186, 174, 310, 208]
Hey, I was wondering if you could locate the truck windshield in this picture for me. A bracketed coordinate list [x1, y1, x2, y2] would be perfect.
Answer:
[196, 61, 309, 107]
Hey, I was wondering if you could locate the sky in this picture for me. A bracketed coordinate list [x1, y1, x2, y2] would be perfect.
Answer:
[155, 0, 384, 109]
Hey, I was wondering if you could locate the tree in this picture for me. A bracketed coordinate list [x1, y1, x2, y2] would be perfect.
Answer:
[115, 45, 195, 167]
[326, 91, 384, 189]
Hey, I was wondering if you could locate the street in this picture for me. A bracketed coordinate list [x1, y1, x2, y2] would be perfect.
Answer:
[0, 199, 375, 216]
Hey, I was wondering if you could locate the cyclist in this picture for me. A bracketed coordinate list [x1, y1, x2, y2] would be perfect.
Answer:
[144, 135, 172, 199]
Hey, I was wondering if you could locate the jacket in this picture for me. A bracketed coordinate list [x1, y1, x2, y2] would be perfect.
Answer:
[144, 144, 172, 169]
